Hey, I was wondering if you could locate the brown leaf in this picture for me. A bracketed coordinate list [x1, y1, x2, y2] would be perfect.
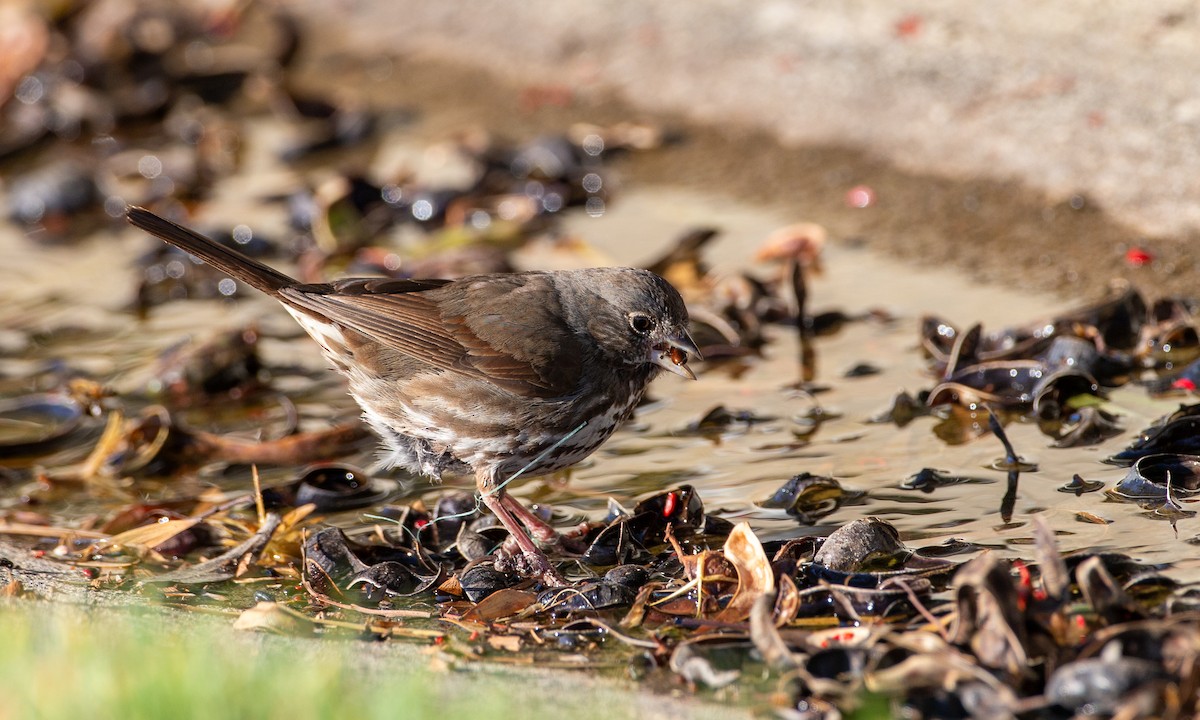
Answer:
[949, 552, 1029, 678]
[438, 574, 464, 598]
[773, 573, 800, 626]
[462, 588, 537, 623]
[88, 517, 202, 554]
[716, 522, 775, 622]
[78, 409, 125, 479]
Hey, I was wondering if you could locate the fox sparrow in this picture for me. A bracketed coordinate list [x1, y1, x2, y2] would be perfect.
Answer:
[126, 207, 699, 585]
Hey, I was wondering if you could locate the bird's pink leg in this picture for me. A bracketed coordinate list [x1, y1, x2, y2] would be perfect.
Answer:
[499, 492, 591, 557]
[499, 493, 561, 545]
[476, 470, 565, 586]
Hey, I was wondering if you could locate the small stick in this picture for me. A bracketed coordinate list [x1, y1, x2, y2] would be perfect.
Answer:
[790, 259, 816, 383]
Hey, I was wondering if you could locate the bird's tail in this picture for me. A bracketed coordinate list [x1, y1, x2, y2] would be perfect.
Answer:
[126, 206, 296, 296]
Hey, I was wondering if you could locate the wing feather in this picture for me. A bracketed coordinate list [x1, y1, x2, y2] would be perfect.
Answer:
[278, 274, 583, 397]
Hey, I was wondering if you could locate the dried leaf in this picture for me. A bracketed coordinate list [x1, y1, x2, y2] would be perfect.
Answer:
[1077, 555, 1143, 625]
[773, 573, 800, 625]
[949, 552, 1029, 678]
[89, 517, 202, 554]
[619, 582, 659, 628]
[867, 649, 1015, 703]
[462, 588, 537, 623]
[1031, 514, 1069, 602]
[438, 574, 464, 598]
[78, 409, 125, 479]
[716, 522, 774, 622]
[142, 513, 282, 586]
[749, 593, 798, 670]
[233, 601, 314, 636]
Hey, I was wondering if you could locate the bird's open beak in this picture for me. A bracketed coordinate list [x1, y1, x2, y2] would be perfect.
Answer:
[650, 332, 702, 380]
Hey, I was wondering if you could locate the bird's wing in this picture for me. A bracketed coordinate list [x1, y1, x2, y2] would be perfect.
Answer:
[280, 276, 584, 397]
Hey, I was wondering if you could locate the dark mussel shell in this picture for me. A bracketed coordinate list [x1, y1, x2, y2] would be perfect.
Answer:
[345, 561, 416, 601]
[761, 472, 866, 522]
[1055, 282, 1147, 352]
[1047, 406, 1124, 448]
[1108, 453, 1200, 501]
[1031, 367, 1101, 419]
[304, 526, 432, 593]
[1132, 295, 1200, 369]
[928, 361, 1046, 408]
[919, 315, 959, 362]
[1046, 648, 1166, 715]
[795, 578, 930, 622]
[900, 468, 993, 492]
[1039, 334, 1101, 375]
[1138, 320, 1200, 370]
[580, 517, 633, 566]
[1144, 355, 1200, 397]
[1107, 408, 1200, 465]
[458, 563, 519, 603]
[537, 579, 637, 613]
[289, 463, 395, 512]
[0, 393, 87, 461]
[920, 317, 1051, 370]
[629, 484, 707, 543]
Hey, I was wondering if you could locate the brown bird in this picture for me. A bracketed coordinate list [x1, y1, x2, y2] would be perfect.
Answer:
[126, 207, 699, 585]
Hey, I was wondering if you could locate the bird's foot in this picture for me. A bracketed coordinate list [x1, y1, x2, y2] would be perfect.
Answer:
[494, 546, 567, 587]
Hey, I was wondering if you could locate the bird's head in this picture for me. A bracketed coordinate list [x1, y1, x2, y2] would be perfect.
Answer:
[563, 268, 701, 380]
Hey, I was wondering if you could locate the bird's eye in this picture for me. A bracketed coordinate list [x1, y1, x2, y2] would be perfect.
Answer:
[628, 312, 654, 335]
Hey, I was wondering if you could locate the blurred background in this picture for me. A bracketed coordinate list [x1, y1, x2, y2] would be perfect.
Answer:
[4, 0, 1200, 293]
[296, 0, 1200, 291]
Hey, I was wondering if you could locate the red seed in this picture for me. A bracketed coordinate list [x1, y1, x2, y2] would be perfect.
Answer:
[1013, 560, 1031, 587]
[1013, 560, 1031, 611]
[1125, 247, 1152, 267]
[662, 491, 678, 518]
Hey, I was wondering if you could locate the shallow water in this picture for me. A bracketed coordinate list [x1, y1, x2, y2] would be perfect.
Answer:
[1, 120, 1193, 590]
[557, 187, 1196, 578]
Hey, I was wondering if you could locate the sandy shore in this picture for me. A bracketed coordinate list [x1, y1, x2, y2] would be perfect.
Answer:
[293, 1, 1200, 298]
